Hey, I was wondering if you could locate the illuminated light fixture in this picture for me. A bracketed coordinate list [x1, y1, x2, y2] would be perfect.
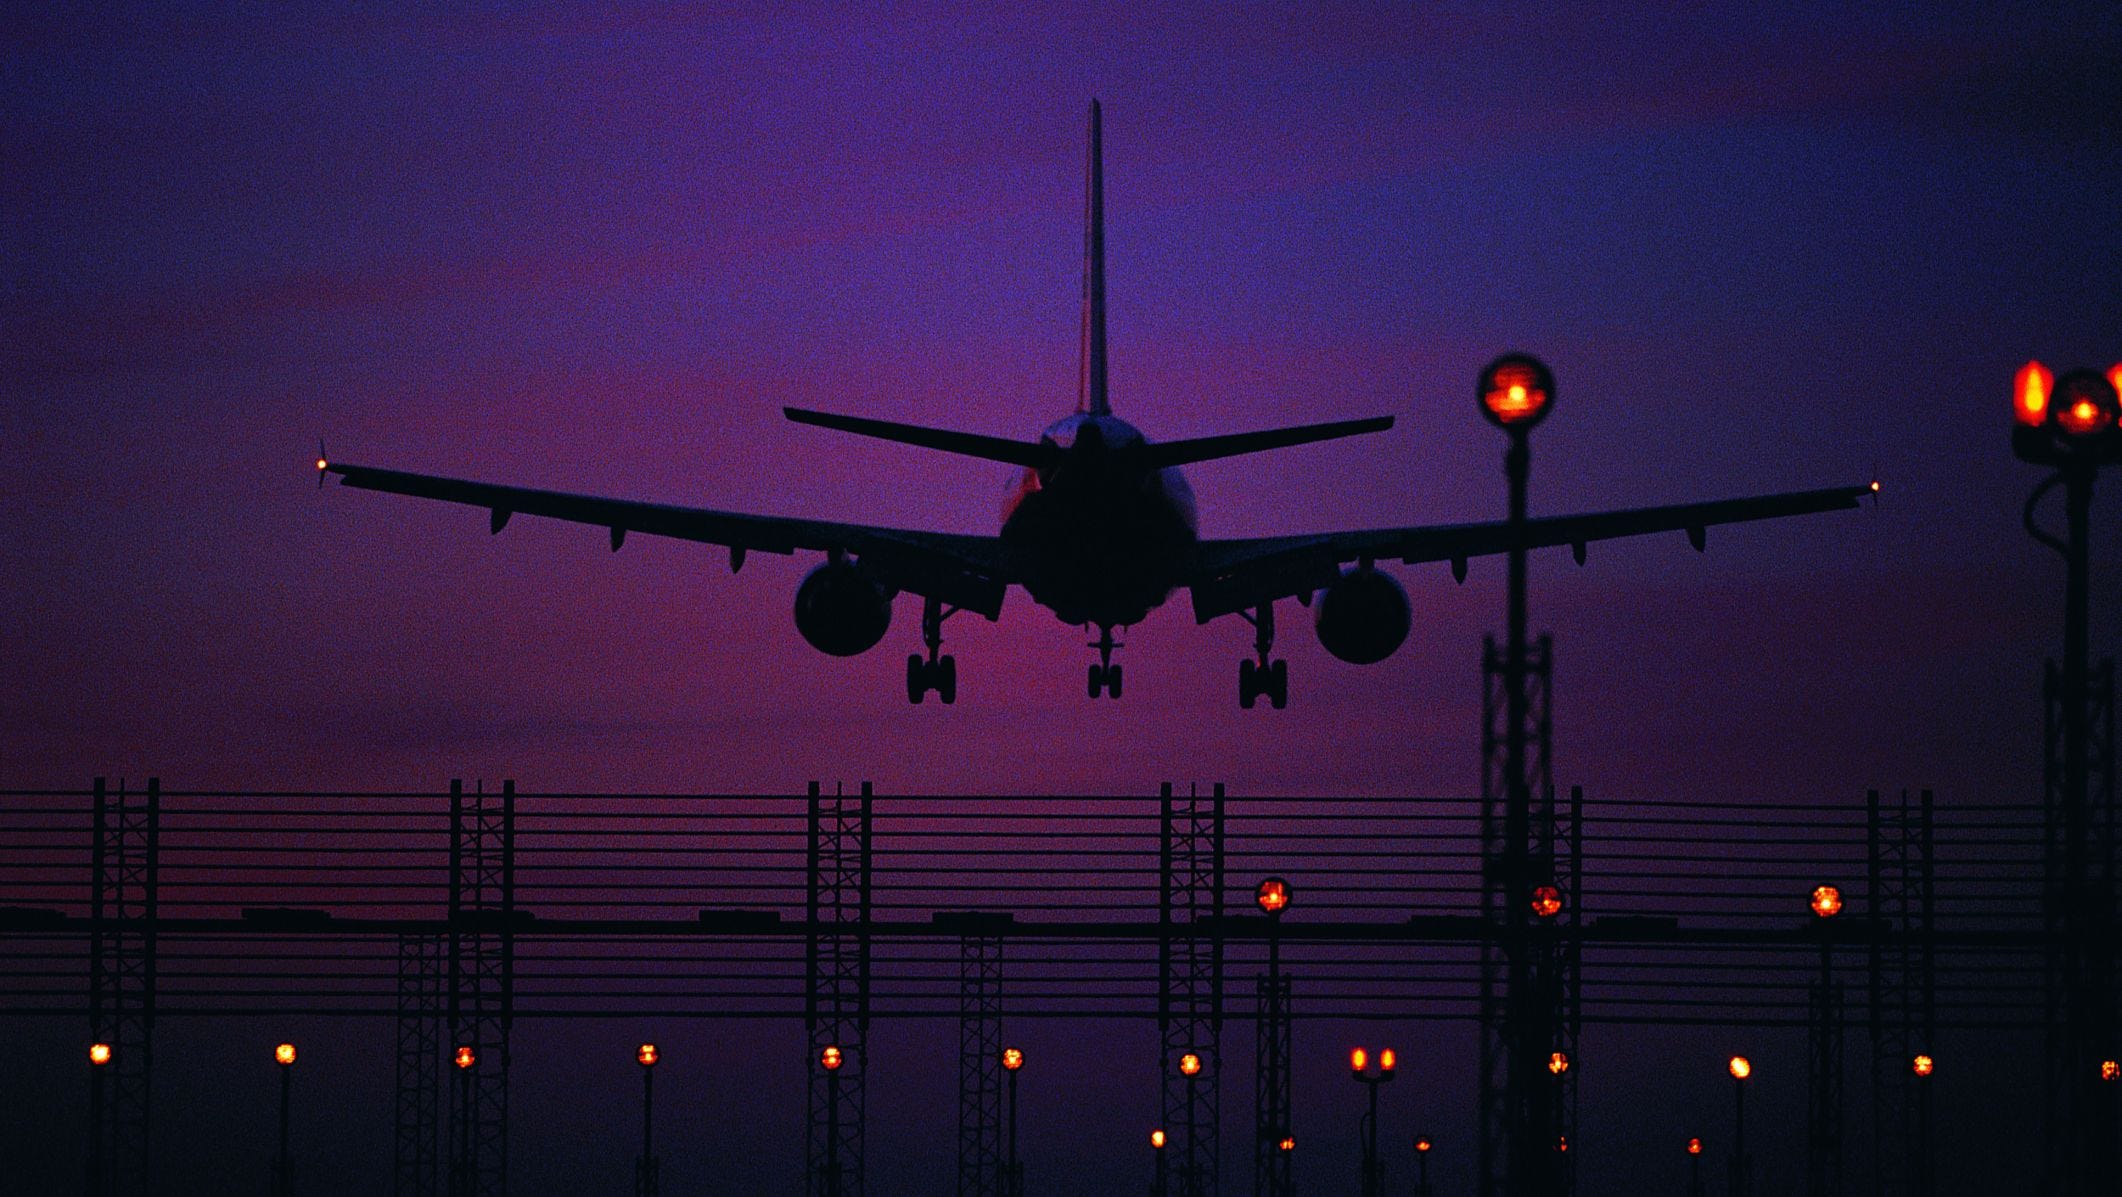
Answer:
[2054, 372, 2116, 438]
[820, 1045, 844, 1072]
[1870, 479, 1882, 493]
[2100, 1059, 2119, 1083]
[1379, 1048, 1397, 1073]
[1150, 1128, 1167, 1149]
[275, 1042, 297, 1067]
[1415, 1137, 1432, 1154]
[1728, 1055, 1751, 1081]
[1911, 1053, 1934, 1078]
[1178, 1052, 1202, 1078]
[1001, 1047, 1024, 1072]
[1279, 1136, 1295, 1152]
[1547, 1051, 1570, 1076]
[1810, 884, 1844, 918]
[1687, 1136, 1703, 1156]
[637, 1043, 659, 1068]
[1530, 885, 1563, 918]
[1479, 353, 1555, 430]
[1556, 1135, 1569, 1153]
[1255, 876, 1290, 915]
[89, 1042, 113, 1067]
[1350, 1047, 1368, 1073]
[454, 1045, 476, 1070]
[2015, 360, 2054, 428]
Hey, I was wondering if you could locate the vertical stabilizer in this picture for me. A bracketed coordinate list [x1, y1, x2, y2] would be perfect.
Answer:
[1078, 100, 1110, 415]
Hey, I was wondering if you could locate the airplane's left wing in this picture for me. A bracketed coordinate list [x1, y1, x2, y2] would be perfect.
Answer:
[322, 460, 1013, 617]
[1184, 484, 1873, 621]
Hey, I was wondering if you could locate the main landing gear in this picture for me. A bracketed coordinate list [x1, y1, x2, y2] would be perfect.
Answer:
[1237, 602, 1288, 709]
[1087, 625, 1124, 699]
[907, 596, 958, 704]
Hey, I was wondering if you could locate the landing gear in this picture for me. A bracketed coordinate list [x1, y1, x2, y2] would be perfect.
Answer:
[907, 596, 959, 704]
[1237, 603, 1288, 709]
[1087, 625, 1124, 699]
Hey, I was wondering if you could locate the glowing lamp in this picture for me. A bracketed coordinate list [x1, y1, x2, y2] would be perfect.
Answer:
[1911, 1053, 1933, 1078]
[1416, 1137, 1432, 1154]
[1479, 353, 1555, 430]
[820, 1045, 843, 1072]
[1547, 1051, 1570, 1075]
[2015, 361, 2054, 428]
[1178, 1052, 1202, 1077]
[1556, 1135, 1569, 1153]
[1810, 884, 1843, 918]
[1255, 876, 1290, 915]
[1001, 1047, 1024, 1072]
[2109, 365, 2122, 404]
[1379, 1048, 1396, 1073]
[2054, 369, 2119, 438]
[1530, 885, 1563, 918]
[1728, 1055, 1751, 1080]
[637, 1043, 658, 1068]
[1687, 1136, 1703, 1156]
[89, 1042, 113, 1067]
[1350, 1047, 1367, 1073]
[454, 1045, 475, 1069]
[1279, 1136, 1295, 1152]
[2101, 1059, 2119, 1083]
[275, 1042, 297, 1067]
[1150, 1128, 1167, 1150]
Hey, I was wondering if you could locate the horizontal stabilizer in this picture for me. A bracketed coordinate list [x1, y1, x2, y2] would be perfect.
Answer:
[784, 407, 1052, 468]
[1145, 416, 1394, 469]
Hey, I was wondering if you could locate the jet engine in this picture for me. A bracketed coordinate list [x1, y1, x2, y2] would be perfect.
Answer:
[1313, 567, 1410, 664]
[794, 561, 892, 656]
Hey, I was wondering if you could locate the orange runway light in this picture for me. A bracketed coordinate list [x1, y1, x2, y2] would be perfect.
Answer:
[1530, 885, 1562, 918]
[1379, 1048, 1396, 1073]
[820, 1045, 843, 1072]
[2100, 1059, 2119, 1083]
[1556, 1135, 1569, 1153]
[275, 1042, 297, 1067]
[1728, 1055, 1751, 1080]
[1350, 1047, 1367, 1073]
[1150, 1128, 1167, 1150]
[1911, 1054, 1934, 1077]
[1279, 1136, 1295, 1152]
[1548, 1051, 1570, 1075]
[1415, 1137, 1432, 1154]
[1255, 876, 1290, 915]
[637, 1043, 658, 1067]
[89, 1042, 113, 1067]
[454, 1045, 476, 1069]
[1479, 354, 1555, 429]
[1687, 1136, 1703, 1156]
[1001, 1047, 1024, 1072]
[1178, 1052, 1202, 1077]
[1810, 885, 1843, 918]
[2014, 361, 2053, 427]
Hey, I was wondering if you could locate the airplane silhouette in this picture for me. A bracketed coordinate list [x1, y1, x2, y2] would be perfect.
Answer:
[320, 101, 1870, 708]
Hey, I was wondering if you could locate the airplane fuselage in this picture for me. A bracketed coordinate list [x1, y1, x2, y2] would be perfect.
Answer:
[999, 412, 1198, 627]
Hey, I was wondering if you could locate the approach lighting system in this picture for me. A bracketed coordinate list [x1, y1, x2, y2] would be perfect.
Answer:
[89, 1042, 113, 1067]
[637, 1043, 658, 1068]
[1810, 884, 1844, 918]
[2014, 360, 2122, 463]
[1479, 353, 1555, 430]
[1150, 1128, 1167, 1149]
[1178, 1051, 1202, 1077]
[1548, 1051, 1570, 1075]
[1255, 876, 1290, 915]
[1688, 1136, 1703, 1155]
[1911, 1053, 1934, 1078]
[821, 1044, 844, 1072]
[1530, 885, 1563, 918]
[1002, 1047, 1024, 1072]
[275, 1042, 297, 1067]
[1728, 1055, 1752, 1080]
[454, 1045, 476, 1070]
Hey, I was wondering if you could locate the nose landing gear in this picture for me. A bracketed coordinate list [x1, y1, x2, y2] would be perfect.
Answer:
[1087, 625, 1124, 698]
[1237, 602, 1288, 709]
[907, 595, 958, 704]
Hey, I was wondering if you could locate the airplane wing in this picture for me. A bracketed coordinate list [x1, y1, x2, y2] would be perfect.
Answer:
[321, 461, 1012, 617]
[1184, 484, 1874, 621]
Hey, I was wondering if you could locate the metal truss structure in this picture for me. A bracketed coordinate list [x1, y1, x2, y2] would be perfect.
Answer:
[807, 782, 871, 1197]
[395, 932, 446, 1196]
[1251, 971, 1292, 1197]
[87, 776, 158, 1197]
[1159, 783, 1224, 1197]
[2043, 657, 2118, 1194]
[1867, 788, 1935, 1197]
[448, 780, 514, 1197]
[956, 928, 1005, 1197]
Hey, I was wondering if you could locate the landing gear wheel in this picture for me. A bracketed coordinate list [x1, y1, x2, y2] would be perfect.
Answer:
[1238, 658, 1258, 710]
[907, 653, 927, 705]
[1267, 658, 1288, 709]
[1107, 665, 1122, 699]
[1088, 663, 1105, 698]
[938, 655, 957, 705]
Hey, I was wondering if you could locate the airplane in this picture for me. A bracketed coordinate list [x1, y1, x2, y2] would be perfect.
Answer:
[319, 100, 1872, 708]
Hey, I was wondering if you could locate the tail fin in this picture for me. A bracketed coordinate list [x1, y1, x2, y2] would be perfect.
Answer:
[1078, 99, 1110, 416]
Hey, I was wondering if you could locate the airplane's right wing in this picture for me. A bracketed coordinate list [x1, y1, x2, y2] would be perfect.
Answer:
[1184, 484, 1874, 621]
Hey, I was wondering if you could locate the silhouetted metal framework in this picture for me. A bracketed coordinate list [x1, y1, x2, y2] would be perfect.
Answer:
[1251, 972, 1291, 1197]
[87, 776, 157, 1197]
[2043, 657, 2118, 1193]
[395, 932, 446, 1197]
[1867, 788, 1934, 1197]
[956, 929, 1005, 1197]
[1805, 941, 1844, 1197]
[1159, 782, 1225, 1197]
[1479, 636, 1566, 1197]
[807, 782, 872, 1197]
[448, 779, 514, 1197]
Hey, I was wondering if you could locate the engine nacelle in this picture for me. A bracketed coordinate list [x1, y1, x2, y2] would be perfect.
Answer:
[794, 561, 892, 656]
[1314, 567, 1410, 664]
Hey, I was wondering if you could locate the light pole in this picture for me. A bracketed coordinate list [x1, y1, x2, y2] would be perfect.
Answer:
[87, 1041, 112, 1194]
[1728, 1055, 1752, 1197]
[1807, 883, 1843, 1197]
[1349, 1047, 1396, 1197]
[635, 1043, 660, 1197]
[1413, 1136, 1433, 1197]
[1002, 1047, 1025, 1197]
[820, 1044, 844, 1197]
[272, 1042, 296, 1197]
[2014, 358, 2122, 1195]
[1151, 1127, 1168, 1197]
[1257, 876, 1293, 1197]
[1176, 1051, 1204, 1197]
[1687, 1136, 1705, 1197]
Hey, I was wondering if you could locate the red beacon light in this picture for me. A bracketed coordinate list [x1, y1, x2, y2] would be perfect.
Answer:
[1416, 1137, 1433, 1154]
[1255, 876, 1290, 915]
[275, 1042, 297, 1067]
[637, 1043, 659, 1067]
[1811, 884, 1844, 918]
[1911, 1053, 1934, 1078]
[1479, 353, 1555, 430]
[1150, 1128, 1167, 1150]
[1178, 1052, 1202, 1077]
[820, 1044, 844, 1072]
[89, 1042, 113, 1067]
[1001, 1047, 1024, 1072]
[1547, 1051, 1570, 1075]
[454, 1045, 476, 1070]
[1530, 885, 1563, 918]
[1687, 1136, 1703, 1156]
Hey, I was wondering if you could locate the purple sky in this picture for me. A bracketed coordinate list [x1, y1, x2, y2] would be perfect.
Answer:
[5, 3, 2120, 1191]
